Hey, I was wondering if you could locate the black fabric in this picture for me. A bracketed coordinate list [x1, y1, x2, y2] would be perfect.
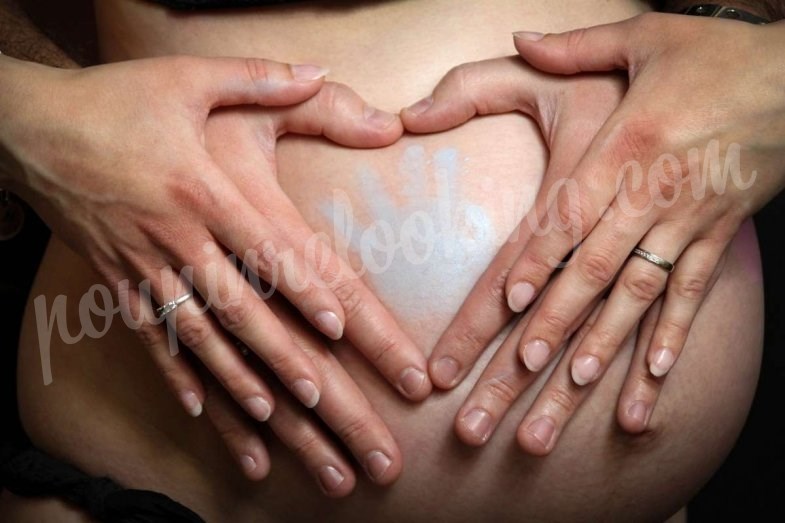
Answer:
[0, 443, 204, 523]
[148, 0, 306, 9]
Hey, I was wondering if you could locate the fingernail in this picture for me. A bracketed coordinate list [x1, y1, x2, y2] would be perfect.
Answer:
[244, 396, 272, 422]
[290, 64, 329, 82]
[293, 379, 320, 408]
[318, 465, 345, 493]
[522, 339, 550, 372]
[181, 391, 203, 417]
[463, 408, 493, 443]
[240, 454, 257, 475]
[571, 355, 601, 386]
[508, 282, 536, 313]
[363, 106, 397, 128]
[432, 356, 460, 388]
[513, 31, 544, 42]
[365, 450, 392, 482]
[526, 416, 555, 449]
[315, 310, 344, 340]
[627, 401, 650, 427]
[650, 348, 675, 377]
[398, 367, 426, 397]
[406, 96, 433, 116]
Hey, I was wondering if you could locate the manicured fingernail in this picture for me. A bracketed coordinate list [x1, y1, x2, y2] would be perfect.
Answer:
[365, 450, 392, 482]
[508, 282, 536, 313]
[315, 310, 343, 340]
[398, 367, 426, 397]
[363, 106, 397, 128]
[181, 391, 203, 417]
[406, 96, 433, 116]
[526, 416, 555, 449]
[290, 64, 329, 82]
[522, 339, 550, 372]
[650, 348, 675, 377]
[513, 31, 544, 41]
[293, 379, 320, 408]
[432, 356, 460, 388]
[571, 355, 601, 386]
[244, 396, 272, 422]
[318, 465, 345, 493]
[240, 454, 257, 475]
[463, 408, 493, 443]
[627, 401, 650, 427]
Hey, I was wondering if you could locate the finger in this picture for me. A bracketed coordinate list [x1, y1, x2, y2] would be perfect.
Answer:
[517, 301, 606, 455]
[204, 112, 430, 401]
[274, 81, 403, 147]
[401, 56, 549, 133]
[511, 14, 658, 75]
[617, 240, 728, 432]
[145, 264, 280, 421]
[188, 56, 329, 108]
[123, 282, 206, 418]
[456, 295, 598, 446]
[568, 225, 687, 388]
[616, 297, 662, 434]
[201, 376, 271, 481]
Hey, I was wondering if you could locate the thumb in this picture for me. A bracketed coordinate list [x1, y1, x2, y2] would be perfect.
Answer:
[190, 56, 329, 108]
[513, 15, 653, 75]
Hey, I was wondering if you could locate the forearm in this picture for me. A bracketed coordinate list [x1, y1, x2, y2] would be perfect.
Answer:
[0, 0, 76, 67]
[655, 0, 785, 20]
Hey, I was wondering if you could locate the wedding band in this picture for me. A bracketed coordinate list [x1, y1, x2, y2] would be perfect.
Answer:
[631, 247, 675, 273]
[155, 293, 193, 318]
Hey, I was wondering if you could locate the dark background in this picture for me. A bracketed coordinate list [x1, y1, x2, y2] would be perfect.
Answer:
[2, 2, 784, 520]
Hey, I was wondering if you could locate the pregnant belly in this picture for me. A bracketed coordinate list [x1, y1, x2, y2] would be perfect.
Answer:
[16, 0, 764, 522]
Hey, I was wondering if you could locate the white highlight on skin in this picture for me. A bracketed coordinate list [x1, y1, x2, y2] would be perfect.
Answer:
[320, 145, 497, 323]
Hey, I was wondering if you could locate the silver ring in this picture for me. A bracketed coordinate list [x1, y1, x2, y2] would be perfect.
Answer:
[631, 247, 674, 273]
[155, 293, 193, 318]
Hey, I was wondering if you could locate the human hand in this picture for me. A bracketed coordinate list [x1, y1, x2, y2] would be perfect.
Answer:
[0, 55, 430, 459]
[401, 56, 624, 446]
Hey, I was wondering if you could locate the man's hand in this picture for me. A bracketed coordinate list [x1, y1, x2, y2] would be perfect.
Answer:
[0, 54, 430, 476]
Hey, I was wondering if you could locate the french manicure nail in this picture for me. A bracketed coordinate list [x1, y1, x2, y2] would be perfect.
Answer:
[240, 454, 257, 475]
[318, 465, 345, 493]
[398, 367, 426, 397]
[526, 416, 555, 449]
[181, 391, 203, 417]
[365, 450, 392, 482]
[244, 396, 272, 422]
[432, 356, 460, 388]
[571, 355, 601, 386]
[513, 31, 545, 42]
[315, 310, 344, 340]
[363, 106, 397, 128]
[290, 64, 330, 82]
[627, 401, 650, 427]
[406, 96, 433, 116]
[463, 408, 493, 443]
[293, 379, 320, 408]
[522, 339, 550, 372]
[508, 282, 536, 313]
[650, 348, 675, 377]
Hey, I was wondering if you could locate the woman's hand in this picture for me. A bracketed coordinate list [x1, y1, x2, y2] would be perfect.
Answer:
[0, 55, 430, 456]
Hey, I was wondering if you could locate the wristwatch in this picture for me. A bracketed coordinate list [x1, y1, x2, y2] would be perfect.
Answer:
[681, 4, 771, 24]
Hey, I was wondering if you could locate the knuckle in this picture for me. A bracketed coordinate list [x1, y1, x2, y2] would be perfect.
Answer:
[565, 28, 589, 60]
[547, 385, 579, 415]
[244, 58, 270, 86]
[253, 238, 283, 277]
[329, 277, 364, 321]
[671, 274, 708, 301]
[577, 249, 617, 287]
[291, 428, 323, 459]
[213, 300, 253, 333]
[621, 269, 664, 303]
[370, 333, 399, 365]
[449, 323, 487, 357]
[519, 248, 555, 281]
[166, 175, 215, 212]
[483, 374, 521, 405]
[316, 82, 342, 116]
[657, 317, 690, 345]
[486, 267, 512, 309]
[539, 309, 570, 337]
[176, 316, 212, 349]
[336, 414, 374, 446]
[216, 422, 245, 446]
[135, 322, 163, 350]
[607, 117, 662, 166]
[590, 328, 622, 353]
[554, 196, 592, 235]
